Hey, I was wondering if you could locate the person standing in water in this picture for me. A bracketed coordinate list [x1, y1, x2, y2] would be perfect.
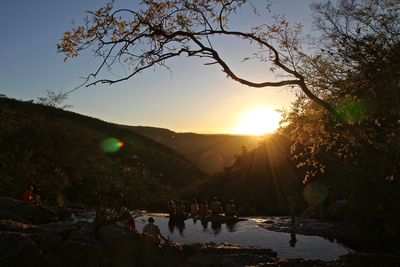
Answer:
[190, 199, 199, 216]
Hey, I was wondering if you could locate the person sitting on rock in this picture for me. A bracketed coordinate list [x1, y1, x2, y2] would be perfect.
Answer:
[210, 196, 222, 216]
[190, 199, 199, 217]
[23, 185, 41, 206]
[199, 199, 211, 218]
[175, 200, 186, 220]
[225, 200, 237, 217]
[142, 217, 168, 244]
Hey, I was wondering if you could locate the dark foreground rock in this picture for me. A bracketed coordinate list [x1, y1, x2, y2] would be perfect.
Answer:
[1, 199, 399, 267]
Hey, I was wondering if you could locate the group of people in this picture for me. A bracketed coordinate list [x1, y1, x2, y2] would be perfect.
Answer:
[168, 197, 237, 219]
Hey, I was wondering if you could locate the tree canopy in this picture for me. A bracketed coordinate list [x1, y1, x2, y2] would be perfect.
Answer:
[58, 0, 400, 183]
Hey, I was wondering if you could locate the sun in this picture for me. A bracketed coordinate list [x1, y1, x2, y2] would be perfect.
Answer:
[232, 107, 282, 136]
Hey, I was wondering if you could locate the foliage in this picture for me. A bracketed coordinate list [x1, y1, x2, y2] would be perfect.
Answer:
[281, 0, 400, 228]
[0, 98, 205, 209]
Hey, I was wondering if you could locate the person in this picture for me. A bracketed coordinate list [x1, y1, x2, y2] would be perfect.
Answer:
[175, 200, 186, 220]
[190, 199, 199, 216]
[168, 200, 176, 219]
[142, 217, 168, 244]
[210, 196, 222, 216]
[120, 207, 137, 232]
[199, 199, 211, 217]
[225, 200, 237, 217]
[23, 185, 41, 206]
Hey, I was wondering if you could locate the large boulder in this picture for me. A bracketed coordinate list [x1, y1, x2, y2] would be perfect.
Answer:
[98, 224, 145, 266]
[0, 197, 58, 224]
[0, 232, 41, 266]
[56, 240, 108, 267]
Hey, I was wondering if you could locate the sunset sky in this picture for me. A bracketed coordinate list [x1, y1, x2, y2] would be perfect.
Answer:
[0, 0, 314, 134]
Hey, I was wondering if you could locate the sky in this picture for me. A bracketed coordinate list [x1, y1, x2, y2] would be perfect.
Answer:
[0, 0, 315, 134]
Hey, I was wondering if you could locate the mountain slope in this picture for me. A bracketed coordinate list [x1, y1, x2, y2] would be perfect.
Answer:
[0, 98, 205, 208]
[126, 126, 261, 174]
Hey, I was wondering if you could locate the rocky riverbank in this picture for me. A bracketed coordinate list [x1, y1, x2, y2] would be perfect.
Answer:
[1, 197, 400, 267]
[258, 216, 400, 255]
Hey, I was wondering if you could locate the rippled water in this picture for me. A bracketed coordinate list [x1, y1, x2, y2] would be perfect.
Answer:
[135, 214, 351, 261]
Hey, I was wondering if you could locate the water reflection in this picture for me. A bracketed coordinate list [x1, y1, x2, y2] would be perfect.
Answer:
[211, 222, 222, 235]
[289, 229, 297, 247]
[168, 218, 186, 236]
[136, 215, 351, 261]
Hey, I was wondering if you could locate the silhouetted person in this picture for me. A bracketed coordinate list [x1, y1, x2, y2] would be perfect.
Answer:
[210, 196, 222, 216]
[190, 199, 199, 216]
[120, 207, 136, 232]
[23, 185, 41, 206]
[199, 199, 211, 218]
[225, 200, 237, 217]
[176, 200, 186, 220]
[168, 200, 176, 219]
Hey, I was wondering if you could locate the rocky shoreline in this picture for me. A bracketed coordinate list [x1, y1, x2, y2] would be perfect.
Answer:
[1, 197, 400, 267]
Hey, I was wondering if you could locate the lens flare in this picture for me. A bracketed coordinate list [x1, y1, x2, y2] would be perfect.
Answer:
[337, 99, 367, 123]
[101, 137, 124, 153]
[303, 181, 329, 206]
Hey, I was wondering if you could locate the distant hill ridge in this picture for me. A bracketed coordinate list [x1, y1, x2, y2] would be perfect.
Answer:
[126, 126, 261, 174]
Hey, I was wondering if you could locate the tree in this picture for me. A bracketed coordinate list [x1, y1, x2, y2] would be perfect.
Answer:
[36, 89, 73, 109]
[57, 0, 338, 117]
[58, 0, 399, 181]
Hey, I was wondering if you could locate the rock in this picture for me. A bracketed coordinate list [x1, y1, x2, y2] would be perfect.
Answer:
[0, 219, 42, 233]
[98, 224, 146, 266]
[0, 197, 58, 224]
[184, 242, 277, 267]
[0, 232, 41, 266]
[56, 240, 108, 267]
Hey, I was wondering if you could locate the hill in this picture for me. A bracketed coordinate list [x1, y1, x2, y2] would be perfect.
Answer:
[126, 126, 261, 174]
[180, 134, 305, 215]
[0, 98, 205, 209]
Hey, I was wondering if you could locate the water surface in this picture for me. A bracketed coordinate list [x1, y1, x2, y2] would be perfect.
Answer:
[135, 214, 351, 261]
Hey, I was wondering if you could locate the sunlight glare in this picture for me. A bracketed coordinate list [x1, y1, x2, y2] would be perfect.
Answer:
[233, 107, 282, 136]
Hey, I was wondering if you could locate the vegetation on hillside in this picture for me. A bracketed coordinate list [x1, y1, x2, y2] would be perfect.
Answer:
[0, 98, 205, 209]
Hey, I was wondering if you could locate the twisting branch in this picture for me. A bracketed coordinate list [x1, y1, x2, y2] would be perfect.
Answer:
[58, 0, 340, 119]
